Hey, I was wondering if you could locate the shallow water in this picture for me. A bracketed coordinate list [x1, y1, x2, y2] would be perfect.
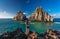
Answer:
[0, 19, 60, 35]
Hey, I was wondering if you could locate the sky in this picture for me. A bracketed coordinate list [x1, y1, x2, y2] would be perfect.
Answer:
[0, 0, 60, 18]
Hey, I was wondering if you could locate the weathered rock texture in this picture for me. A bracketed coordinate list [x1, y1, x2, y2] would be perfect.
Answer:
[13, 11, 26, 20]
[29, 6, 53, 22]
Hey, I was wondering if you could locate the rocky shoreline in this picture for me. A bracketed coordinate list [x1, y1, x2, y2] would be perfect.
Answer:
[0, 28, 60, 39]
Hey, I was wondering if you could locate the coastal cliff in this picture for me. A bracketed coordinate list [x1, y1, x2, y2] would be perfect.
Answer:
[29, 6, 53, 22]
[13, 11, 27, 20]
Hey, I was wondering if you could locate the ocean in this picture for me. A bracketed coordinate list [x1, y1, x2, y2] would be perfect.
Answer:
[0, 18, 60, 35]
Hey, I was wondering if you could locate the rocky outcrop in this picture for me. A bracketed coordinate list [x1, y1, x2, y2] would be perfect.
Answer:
[0, 28, 27, 39]
[44, 29, 59, 39]
[0, 28, 60, 39]
[13, 11, 27, 20]
[29, 6, 53, 22]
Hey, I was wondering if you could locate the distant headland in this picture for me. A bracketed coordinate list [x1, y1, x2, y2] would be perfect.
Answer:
[13, 6, 54, 22]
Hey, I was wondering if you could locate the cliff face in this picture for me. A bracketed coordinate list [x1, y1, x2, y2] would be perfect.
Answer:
[29, 6, 53, 22]
[13, 11, 26, 20]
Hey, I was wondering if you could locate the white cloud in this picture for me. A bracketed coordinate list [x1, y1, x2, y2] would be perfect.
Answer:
[51, 13, 60, 18]
[23, 12, 30, 18]
[23, 12, 27, 15]
[0, 11, 14, 18]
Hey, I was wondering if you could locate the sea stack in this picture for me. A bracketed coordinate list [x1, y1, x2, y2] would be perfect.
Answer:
[13, 11, 27, 20]
[29, 6, 54, 22]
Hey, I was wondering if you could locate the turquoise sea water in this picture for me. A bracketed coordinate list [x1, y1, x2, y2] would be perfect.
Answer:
[0, 19, 60, 35]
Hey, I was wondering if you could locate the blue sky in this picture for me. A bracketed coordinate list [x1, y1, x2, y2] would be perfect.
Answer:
[0, 0, 60, 18]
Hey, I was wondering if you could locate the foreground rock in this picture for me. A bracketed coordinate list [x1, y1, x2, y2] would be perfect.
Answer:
[0, 28, 60, 39]
[0, 28, 27, 39]
[13, 11, 27, 20]
[44, 29, 59, 39]
[29, 6, 53, 22]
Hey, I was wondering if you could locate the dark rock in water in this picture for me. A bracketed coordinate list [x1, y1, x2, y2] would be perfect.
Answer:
[13, 11, 27, 20]
[29, 6, 54, 22]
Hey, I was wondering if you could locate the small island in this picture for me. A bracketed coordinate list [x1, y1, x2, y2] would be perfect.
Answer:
[29, 6, 53, 22]
[13, 11, 27, 20]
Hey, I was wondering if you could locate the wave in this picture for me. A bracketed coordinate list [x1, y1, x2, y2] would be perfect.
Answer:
[54, 22, 60, 24]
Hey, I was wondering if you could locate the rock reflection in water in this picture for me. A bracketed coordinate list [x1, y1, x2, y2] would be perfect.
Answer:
[29, 22, 53, 34]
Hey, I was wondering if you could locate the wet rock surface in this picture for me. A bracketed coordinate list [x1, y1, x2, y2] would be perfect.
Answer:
[0, 28, 27, 39]
[0, 28, 60, 39]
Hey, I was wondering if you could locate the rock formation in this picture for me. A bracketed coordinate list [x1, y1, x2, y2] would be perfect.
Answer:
[29, 6, 53, 22]
[0, 28, 60, 39]
[13, 11, 27, 20]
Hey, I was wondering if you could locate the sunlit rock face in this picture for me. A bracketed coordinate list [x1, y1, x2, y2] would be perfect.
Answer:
[29, 6, 54, 22]
[13, 11, 26, 20]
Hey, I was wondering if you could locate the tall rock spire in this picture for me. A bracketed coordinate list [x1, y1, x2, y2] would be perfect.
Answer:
[36, 6, 42, 12]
